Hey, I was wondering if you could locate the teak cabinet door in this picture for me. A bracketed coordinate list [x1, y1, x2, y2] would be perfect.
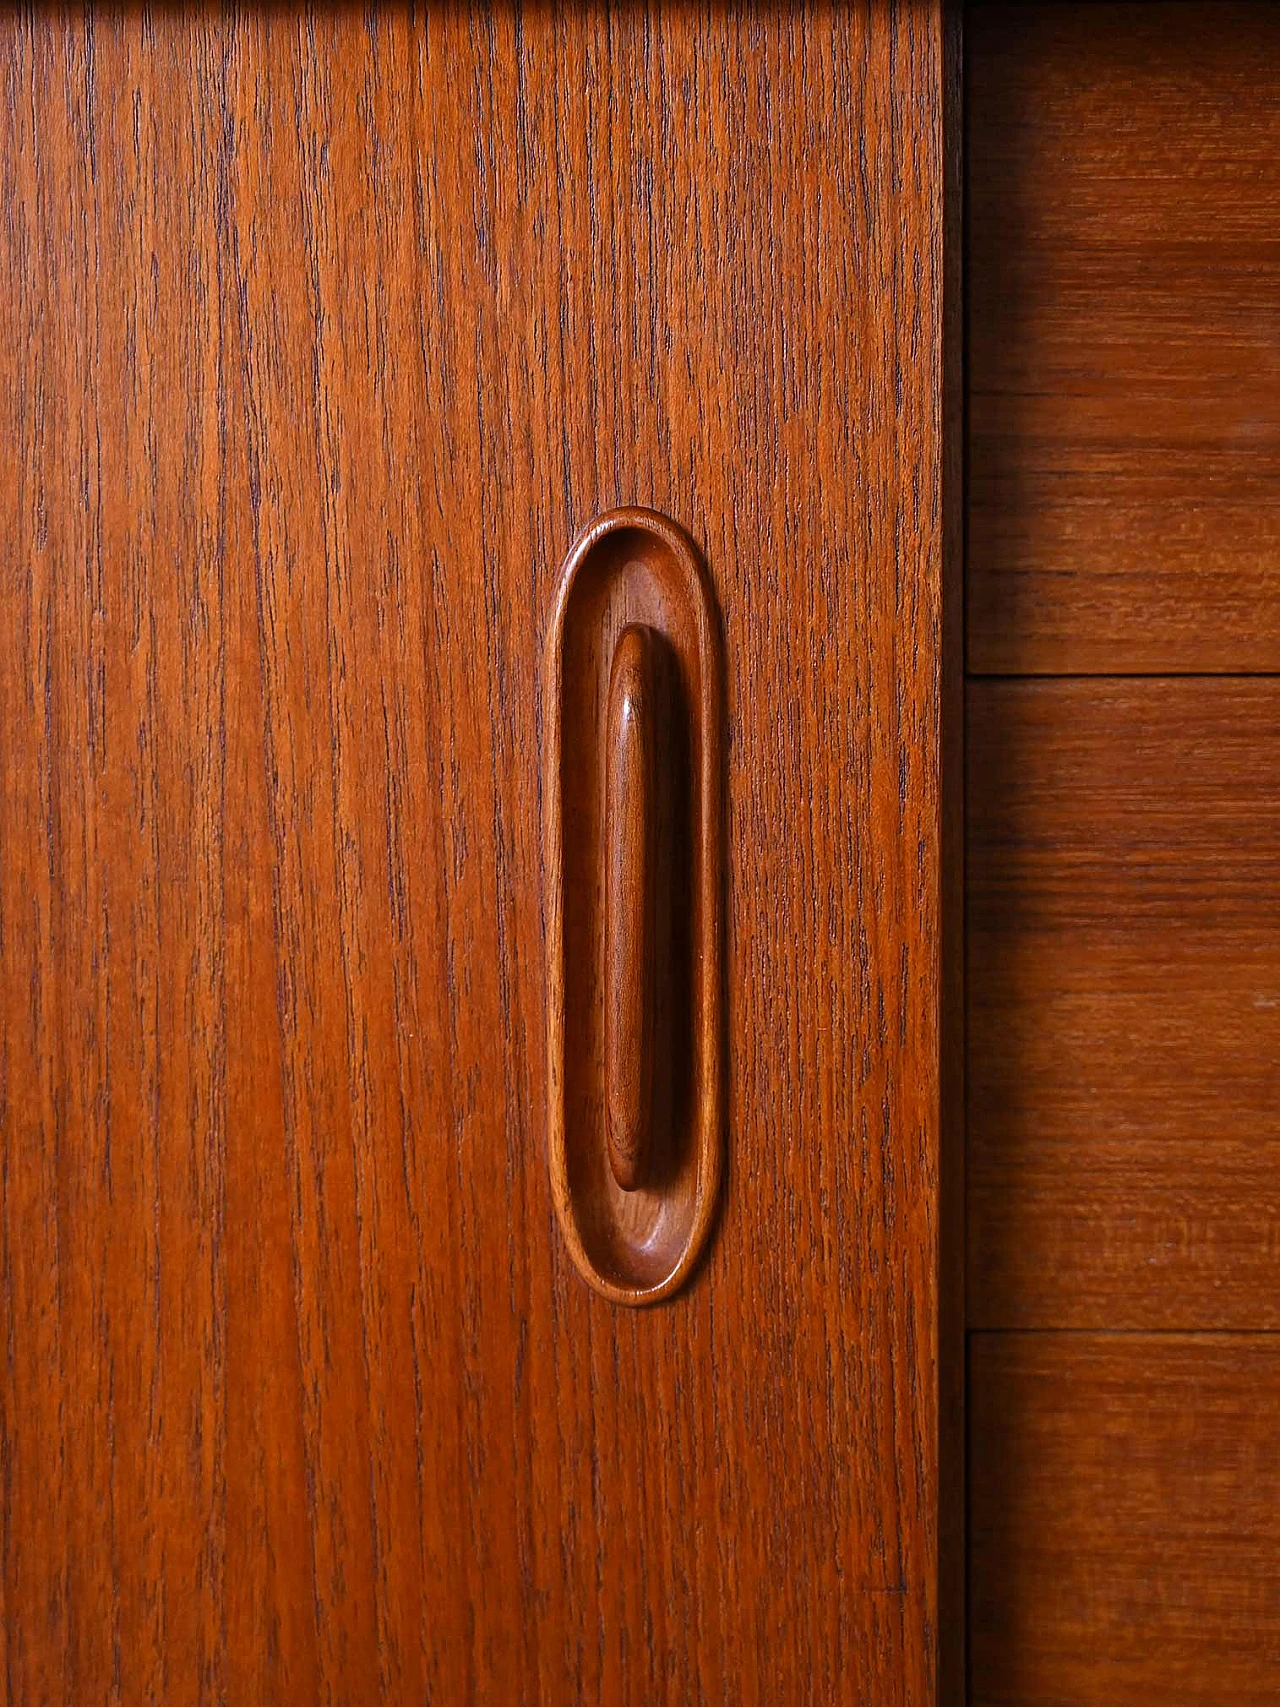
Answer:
[0, 6, 953, 1703]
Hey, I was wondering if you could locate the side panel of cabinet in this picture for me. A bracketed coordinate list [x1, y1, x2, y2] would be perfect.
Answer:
[0, 7, 949, 1702]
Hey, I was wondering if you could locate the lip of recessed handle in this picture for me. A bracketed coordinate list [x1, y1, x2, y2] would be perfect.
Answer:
[604, 625, 659, 1192]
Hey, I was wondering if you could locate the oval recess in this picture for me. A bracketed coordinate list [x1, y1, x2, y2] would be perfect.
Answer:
[544, 508, 722, 1305]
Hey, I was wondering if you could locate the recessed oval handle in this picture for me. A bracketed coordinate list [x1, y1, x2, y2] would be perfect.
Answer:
[605, 625, 659, 1191]
[544, 507, 722, 1305]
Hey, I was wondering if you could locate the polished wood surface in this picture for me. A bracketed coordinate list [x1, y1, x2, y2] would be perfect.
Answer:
[0, 7, 950, 1702]
[970, 1333, 1280, 1706]
[967, 5, 1280, 1699]
[604, 624, 661, 1194]
[938, 10, 966, 1699]
[968, 0, 1280, 674]
[546, 509, 722, 1303]
[967, 677, 1280, 1328]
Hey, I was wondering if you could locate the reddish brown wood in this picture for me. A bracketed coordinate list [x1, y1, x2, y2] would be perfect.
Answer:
[604, 624, 660, 1193]
[545, 510, 722, 1303]
[939, 11, 967, 1700]
[968, 0, 1280, 674]
[970, 1333, 1280, 1706]
[0, 7, 951, 1703]
[968, 677, 1280, 1330]
[966, 10, 1280, 1699]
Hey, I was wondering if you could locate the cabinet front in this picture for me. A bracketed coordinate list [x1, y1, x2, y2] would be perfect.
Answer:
[0, 8, 951, 1703]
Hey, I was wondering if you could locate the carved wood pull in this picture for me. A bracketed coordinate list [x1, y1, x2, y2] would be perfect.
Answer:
[544, 508, 722, 1304]
[605, 625, 659, 1192]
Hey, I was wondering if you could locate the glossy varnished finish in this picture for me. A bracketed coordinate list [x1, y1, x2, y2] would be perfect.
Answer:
[966, 3, 1280, 1697]
[971, 1334, 1280, 1706]
[938, 8, 966, 1699]
[546, 509, 721, 1303]
[968, 678, 1280, 1329]
[0, 7, 950, 1703]
[968, 0, 1280, 674]
[604, 624, 661, 1193]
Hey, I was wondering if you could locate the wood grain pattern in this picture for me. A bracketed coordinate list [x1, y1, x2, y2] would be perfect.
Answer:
[546, 509, 722, 1302]
[970, 1333, 1280, 1706]
[0, 7, 949, 1702]
[938, 6, 966, 1699]
[968, 677, 1280, 1329]
[968, 0, 1280, 674]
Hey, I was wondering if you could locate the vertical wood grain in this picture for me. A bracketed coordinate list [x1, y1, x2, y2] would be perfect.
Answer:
[1, 7, 949, 1702]
[939, 6, 966, 1698]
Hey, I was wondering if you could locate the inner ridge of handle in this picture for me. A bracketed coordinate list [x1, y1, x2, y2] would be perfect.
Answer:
[605, 624, 659, 1191]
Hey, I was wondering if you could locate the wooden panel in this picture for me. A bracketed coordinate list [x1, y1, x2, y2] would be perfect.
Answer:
[968, 678, 1280, 1329]
[938, 7, 966, 1699]
[968, 1, 1280, 673]
[970, 1333, 1280, 1706]
[0, 7, 948, 1704]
